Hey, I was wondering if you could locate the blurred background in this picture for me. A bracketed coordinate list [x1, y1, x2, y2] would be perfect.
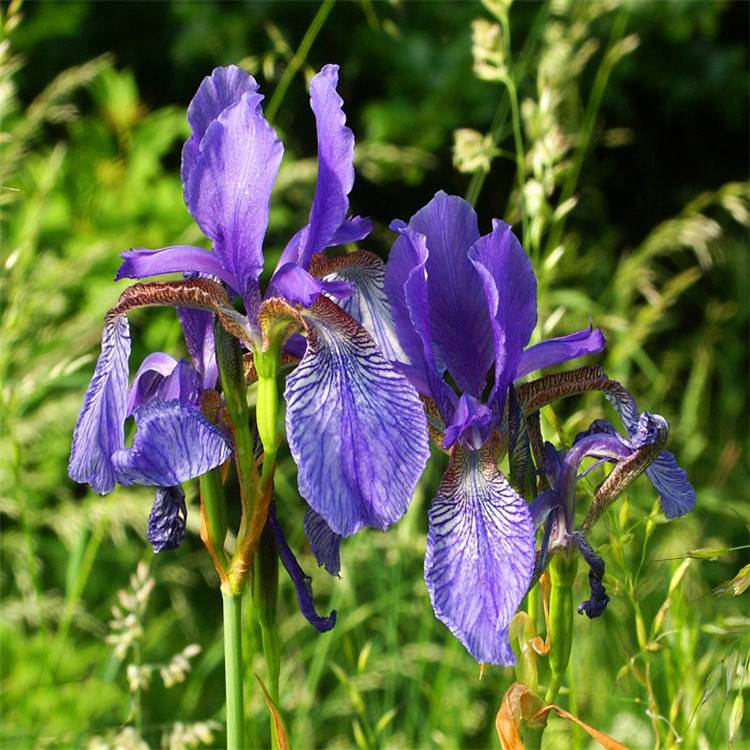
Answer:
[1, 1, 748, 748]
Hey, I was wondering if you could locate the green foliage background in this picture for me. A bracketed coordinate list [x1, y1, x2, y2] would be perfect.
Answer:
[1, 1, 748, 748]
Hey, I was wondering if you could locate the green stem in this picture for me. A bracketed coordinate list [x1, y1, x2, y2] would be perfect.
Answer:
[200, 469, 229, 573]
[265, 0, 336, 124]
[254, 524, 281, 703]
[222, 587, 245, 750]
[253, 345, 284, 744]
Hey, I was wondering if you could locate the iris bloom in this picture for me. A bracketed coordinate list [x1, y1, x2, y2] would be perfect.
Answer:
[377, 191, 695, 664]
[69, 303, 232, 551]
[535, 387, 694, 617]
[380, 192, 610, 664]
[69, 65, 429, 627]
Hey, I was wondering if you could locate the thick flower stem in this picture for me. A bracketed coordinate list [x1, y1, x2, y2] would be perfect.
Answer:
[254, 523, 281, 702]
[222, 586, 245, 750]
[253, 345, 284, 743]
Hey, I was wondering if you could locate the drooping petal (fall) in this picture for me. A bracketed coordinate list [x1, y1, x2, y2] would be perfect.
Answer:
[268, 505, 336, 632]
[112, 400, 231, 487]
[515, 324, 606, 381]
[285, 298, 429, 537]
[68, 316, 131, 494]
[187, 92, 283, 304]
[304, 507, 342, 577]
[116, 246, 239, 290]
[147, 485, 188, 553]
[469, 220, 537, 415]
[424, 444, 535, 665]
[605, 384, 696, 518]
[402, 192, 494, 397]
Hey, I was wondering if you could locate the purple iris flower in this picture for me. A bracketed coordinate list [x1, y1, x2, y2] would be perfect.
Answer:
[69, 306, 232, 552]
[114, 64, 428, 545]
[532, 398, 694, 618]
[70, 64, 429, 609]
[380, 191, 607, 665]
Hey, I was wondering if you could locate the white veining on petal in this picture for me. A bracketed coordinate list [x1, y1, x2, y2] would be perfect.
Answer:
[425, 445, 535, 665]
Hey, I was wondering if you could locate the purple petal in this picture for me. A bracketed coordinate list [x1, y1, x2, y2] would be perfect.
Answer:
[187, 93, 283, 303]
[443, 393, 493, 451]
[284, 300, 430, 536]
[304, 507, 342, 577]
[515, 324, 606, 380]
[646, 451, 696, 518]
[68, 316, 130, 494]
[127, 357, 201, 417]
[268, 504, 336, 632]
[605, 384, 695, 518]
[147, 486, 188, 553]
[573, 533, 609, 618]
[112, 400, 232, 486]
[269, 263, 353, 307]
[296, 65, 357, 269]
[314, 251, 408, 363]
[126, 352, 179, 417]
[329, 215, 373, 245]
[182, 66, 263, 200]
[424, 446, 535, 665]
[177, 307, 218, 389]
[404, 192, 494, 397]
[384, 224, 456, 421]
[116, 246, 239, 290]
[469, 220, 537, 414]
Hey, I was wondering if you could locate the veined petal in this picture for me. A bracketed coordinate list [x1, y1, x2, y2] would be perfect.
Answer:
[182, 66, 263, 200]
[112, 400, 232, 486]
[116, 246, 239, 290]
[68, 316, 130, 494]
[385, 224, 455, 421]
[147, 486, 188, 553]
[268, 505, 336, 632]
[605, 383, 696, 518]
[515, 324, 606, 380]
[645, 451, 696, 518]
[270, 263, 353, 308]
[405, 192, 494, 397]
[296, 65, 357, 269]
[311, 250, 408, 363]
[285, 297, 430, 536]
[187, 92, 283, 302]
[177, 307, 218, 389]
[469, 220, 537, 414]
[304, 507, 342, 577]
[424, 444, 535, 665]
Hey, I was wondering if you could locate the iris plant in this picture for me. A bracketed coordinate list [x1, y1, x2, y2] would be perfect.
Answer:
[378, 191, 695, 667]
[68, 64, 429, 748]
[68, 60, 696, 747]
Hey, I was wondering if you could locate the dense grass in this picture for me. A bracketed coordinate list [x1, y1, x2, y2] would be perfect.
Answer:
[1, 1, 748, 748]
